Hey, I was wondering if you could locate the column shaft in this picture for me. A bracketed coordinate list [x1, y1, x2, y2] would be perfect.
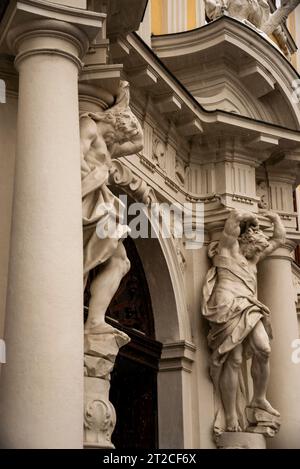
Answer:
[0, 21, 87, 448]
[258, 246, 300, 449]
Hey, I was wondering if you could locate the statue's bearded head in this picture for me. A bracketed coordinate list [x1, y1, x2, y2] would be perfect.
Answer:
[238, 225, 269, 259]
[115, 112, 139, 140]
[94, 109, 139, 145]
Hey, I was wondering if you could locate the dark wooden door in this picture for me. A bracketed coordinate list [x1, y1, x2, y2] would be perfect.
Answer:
[107, 238, 162, 449]
[109, 329, 162, 449]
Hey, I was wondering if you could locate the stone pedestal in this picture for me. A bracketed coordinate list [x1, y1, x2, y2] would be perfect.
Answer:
[246, 407, 281, 438]
[84, 324, 130, 448]
[215, 432, 266, 449]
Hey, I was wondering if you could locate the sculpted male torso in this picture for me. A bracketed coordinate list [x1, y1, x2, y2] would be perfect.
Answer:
[80, 83, 143, 334]
[203, 209, 285, 432]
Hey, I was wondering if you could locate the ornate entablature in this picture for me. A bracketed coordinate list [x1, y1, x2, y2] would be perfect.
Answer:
[152, 18, 300, 129]
[67, 2, 300, 243]
[99, 30, 300, 241]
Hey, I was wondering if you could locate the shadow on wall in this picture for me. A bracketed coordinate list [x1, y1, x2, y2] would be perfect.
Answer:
[0, 1, 9, 22]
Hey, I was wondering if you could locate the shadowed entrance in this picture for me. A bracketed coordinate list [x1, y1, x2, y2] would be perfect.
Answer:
[85, 237, 162, 449]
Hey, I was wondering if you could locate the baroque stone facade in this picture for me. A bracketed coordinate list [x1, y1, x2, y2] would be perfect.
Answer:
[0, 0, 299, 450]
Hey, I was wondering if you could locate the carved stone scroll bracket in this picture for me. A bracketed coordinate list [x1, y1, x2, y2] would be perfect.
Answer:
[83, 324, 130, 449]
[109, 159, 157, 205]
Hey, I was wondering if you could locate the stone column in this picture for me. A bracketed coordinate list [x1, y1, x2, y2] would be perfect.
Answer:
[0, 19, 90, 448]
[258, 243, 300, 449]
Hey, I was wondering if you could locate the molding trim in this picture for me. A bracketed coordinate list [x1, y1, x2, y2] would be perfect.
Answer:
[120, 33, 300, 147]
[151, 16, 300, 129]
[0, 0, 103, 55]
[14, 47, 83, 70]
[159, 340, 196, 373]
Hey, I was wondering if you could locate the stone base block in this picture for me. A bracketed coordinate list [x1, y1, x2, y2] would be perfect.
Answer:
[215, 432, 266, 449]
[83, 324, 130, 448]
[246, 407, 281, 438]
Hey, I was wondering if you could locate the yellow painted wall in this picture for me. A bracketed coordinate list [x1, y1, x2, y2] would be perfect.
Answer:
[187, 0, 197, 30]
[151, 0, 164, 35]
[151, 0, 198, 35]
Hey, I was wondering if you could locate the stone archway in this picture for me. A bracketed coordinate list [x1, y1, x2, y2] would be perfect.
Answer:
[106, 162, 196, 448]
[95, 232, 196, 449]
[133, 236, 196, 449]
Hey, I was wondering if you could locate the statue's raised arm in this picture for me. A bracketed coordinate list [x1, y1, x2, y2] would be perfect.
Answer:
[205, 0, 224, 20]
[254, 211, 286, 261]
[219, 209, 259, 252]
[205, 0, 300, 36]
[202, 207, 285, 437]
[262, 0, 300, 35]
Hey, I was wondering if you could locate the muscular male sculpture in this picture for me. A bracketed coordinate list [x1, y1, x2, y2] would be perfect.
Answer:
[202, 209, 285, 434]
[80, 82, 143, 333]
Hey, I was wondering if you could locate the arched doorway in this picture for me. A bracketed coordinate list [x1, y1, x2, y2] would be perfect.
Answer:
[83, 184, 195, 449]
[84, 237, 162, 449]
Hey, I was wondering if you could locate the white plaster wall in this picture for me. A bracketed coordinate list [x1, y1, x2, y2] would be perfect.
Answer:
[138, 0, 152, 46]
[196, 0, 206, 27]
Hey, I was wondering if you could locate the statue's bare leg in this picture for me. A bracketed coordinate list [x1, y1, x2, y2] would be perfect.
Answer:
[220, 344, 243, 431]
[85, 242, 130, 332]
[249, 320, 280, 416]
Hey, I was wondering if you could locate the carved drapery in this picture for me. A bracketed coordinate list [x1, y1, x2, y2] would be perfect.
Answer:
[82, 82, 145, 448]
[202, 209, 284, 442]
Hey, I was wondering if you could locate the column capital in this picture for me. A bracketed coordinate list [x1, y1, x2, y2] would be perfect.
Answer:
[8, 19, 90, 71]
[0, 3, 93, 446]
[0, 0, 104, 59]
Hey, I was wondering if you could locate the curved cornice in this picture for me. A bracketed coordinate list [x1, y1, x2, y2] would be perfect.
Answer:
[152, 16, 295, 69]
[152, 16, 300, 130]
[113, 33, 300, 153]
